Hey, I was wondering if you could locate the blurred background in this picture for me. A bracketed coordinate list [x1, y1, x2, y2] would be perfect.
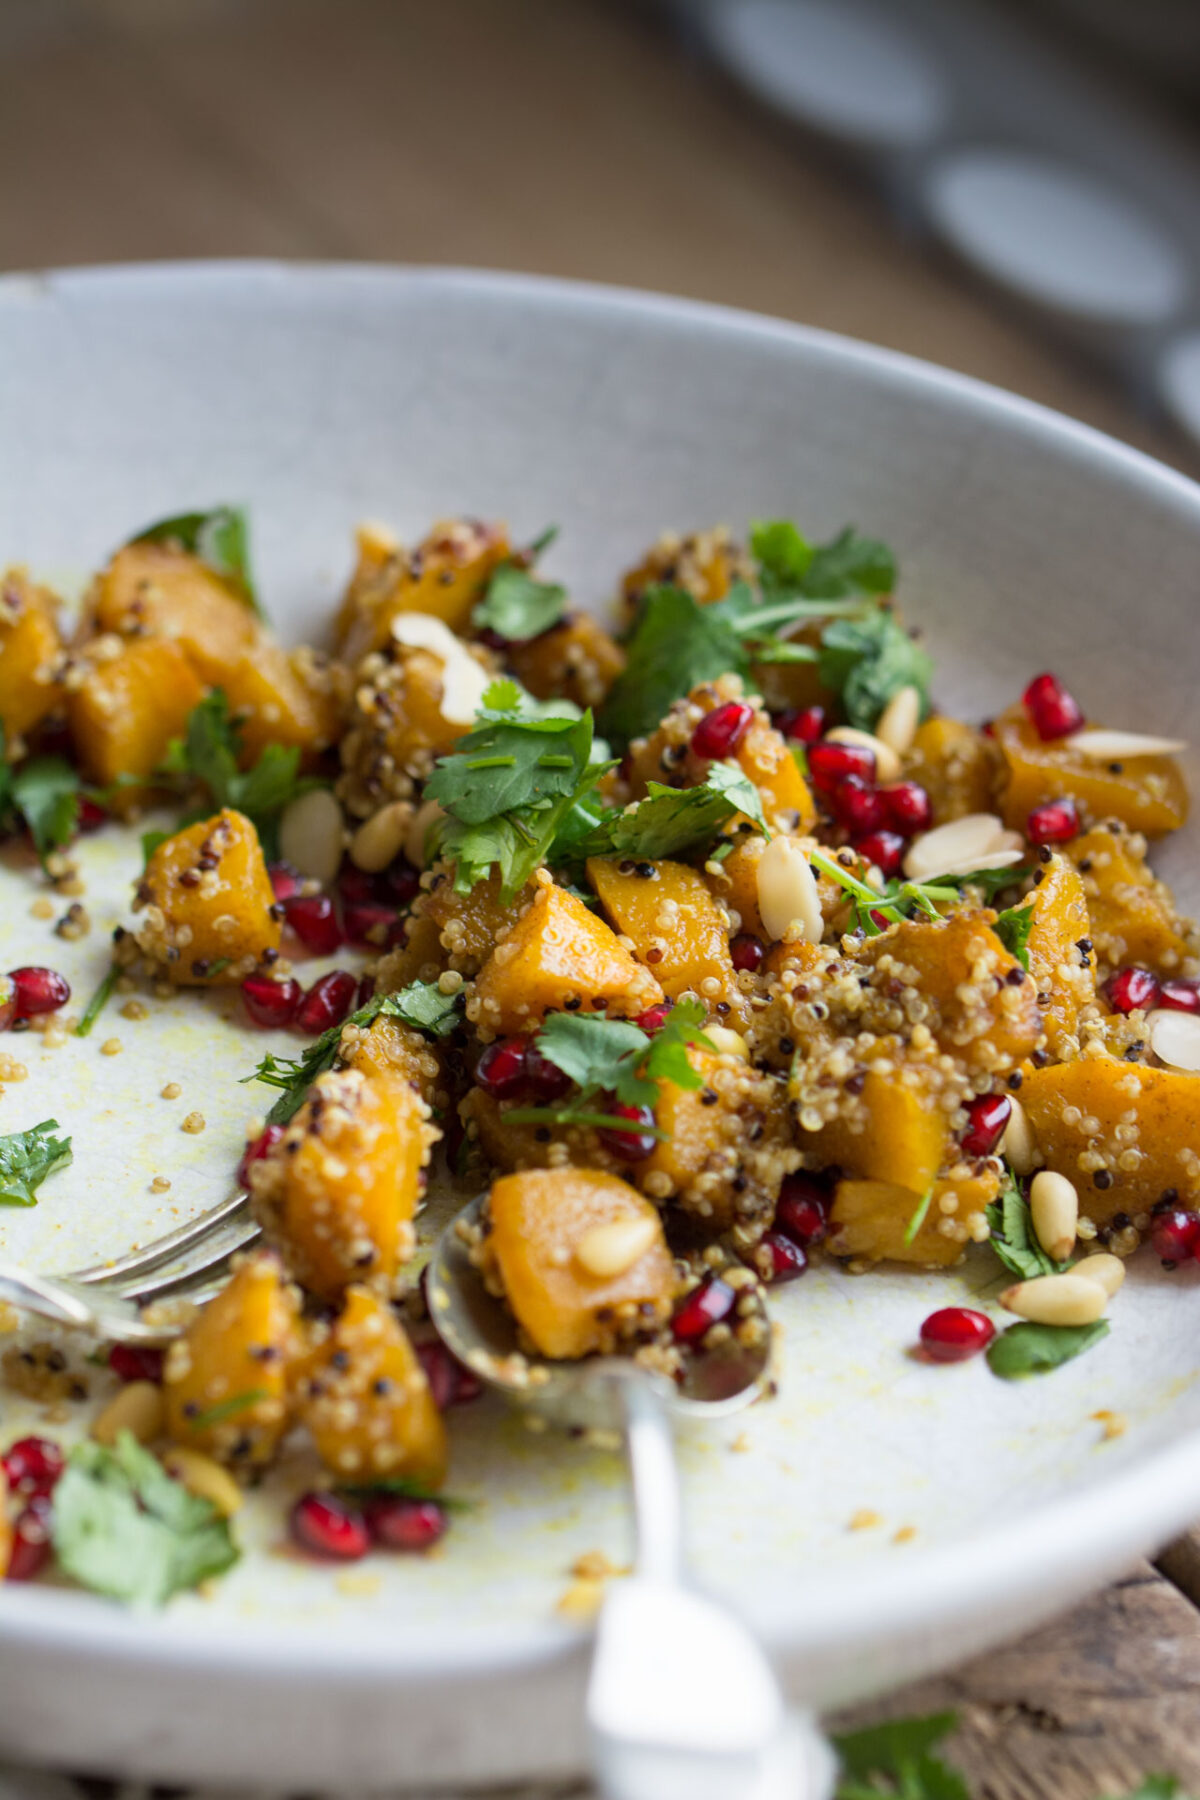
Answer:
[2, 0, 1200, 478]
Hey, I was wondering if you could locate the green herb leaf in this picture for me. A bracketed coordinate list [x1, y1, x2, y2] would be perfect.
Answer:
[801, 526, 895, 600]
[833, 1711, 967, 1800]
[986, 1319, 1110, 1380]
[991, 901, 1034, 969]
[12, 756, 81, 863]
[140, 829, 170, 868]
[516, 998, 713, 1130]
[903, 1185, 934, 1247]
[75, 965, 120, 1039]
[533, 1012, 648, 1099]
[750, 519, 813, 586]
[132, 505, 260, 615]
[0, 1118, 72, 1207]
[336, 1477, 471, 1510]
[600, 587, 751, 750]
[575, 762, 769, 863]
[188, 1388, 269, 1430]
[986, 1178, 1070, 1282]
[818, 612, 932, 733]
[161, 691, 321, 856]
[472, 559, 567, 642]
[959, 864, 1032, 903]
[52, 1431, 239, 1607]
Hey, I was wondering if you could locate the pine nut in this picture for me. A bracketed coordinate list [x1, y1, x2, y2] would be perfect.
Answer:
[705, 1025, 749, 1060]
[92, 1379, 166, 1447]
[574, 1213, 661, 1279]
[406, 798, 446, 870]
[1147, 1008, 1200, 1074]
[1063, 728, 1185, 760]
[1000, 1273, 1107, 1326]
[756, 836, 823, 944]
[1002, 1095, 1038, 1177]
[161, 1447, 244, 1516]
[1077, 1252, 1126, 1298]
[825, 726, 902, 783]
[349, 800, 411, 873]
[875, 685, 921, 757]
[279, 788, 344, 884]
[903, 813, 1023, 883]
[1030, 1170, 1078, 1263]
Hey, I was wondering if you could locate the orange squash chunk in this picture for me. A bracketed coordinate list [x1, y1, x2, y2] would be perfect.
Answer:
[375, 913, 447, 991]
[163, 1251, 300, 1467]
[707, 834, 766, 938]
[222, 641, 339, 767]
[67, 636, 205, 803]
[797, 1064, 949, 1196]
[904, 716, 998, 824]
[506, 612, 626, 711]
[829, 1165, 999, 1267]
[644, 1049, 793, 1233]
[421, 868, 533, 974]
[338, 518, 510, 662]
[485, 1168, 674, 1359]
[92, 540, 256, 687]
[0, 570, 63, 741]
[1067, 824, 1195, 976]
[298, 1286, 447, 1486]
[621, 527, 747, 616]
[134, 807, 280, 984]
[736, 715, 816, 830]
[1008, 856, 1095, 1054]
[341, 1013, 442, 1108]
[474, 881, 663, 1035]
[586, 856, 744, 1017]
[994, 703, 1187, 839]
[857, 913, 1041, 1074]
[249, 1068, 435, 1301]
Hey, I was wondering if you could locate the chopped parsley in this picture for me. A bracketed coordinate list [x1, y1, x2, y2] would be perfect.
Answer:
[986, 1318, 1110, 1381]
[991, 900, 1034, 970]
[131, 504, 260, 615]
[0, 1118, 72, 1207]
[506, 999, 713, 1135]
[51, 1430, 239, 1607]
[570, 762, 769, 863]
[160, 690, 323, 857]
[986, 1178, 1070, 1282]
[832, 1709, 967, 1800]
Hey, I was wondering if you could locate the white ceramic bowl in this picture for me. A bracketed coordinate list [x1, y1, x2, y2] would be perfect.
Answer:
[2, 263, 1200, 1791]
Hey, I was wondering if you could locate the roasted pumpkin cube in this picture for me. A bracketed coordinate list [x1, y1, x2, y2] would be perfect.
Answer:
[903, 716, 999, 824]
[706, 834, 767, 939]
[505, 612, 626, 712]
[474, 880, 663, 1035]
[297, 1286, 447, 1485]
[1067, 824, 1196, 977]
[856, 913, 1041, 1074]
[625, 680, 816, 833]
[994, 703, 1187, 839]
[92, 540, 256, 687]
[337, 517, 510, 662]
[339, 643, 483, 816]
[374, 912, 447, 992]
[797, 1064, 950, 1196]
[421, 867, 534, 975]
[620, 526, 748, 618]
[0, 570, 63, 741]
[643, 1049, 795, 1234]
[736, 714, 816, 830]
[586, 856, 744, 1018]
[222, 641, 339, 767]
[1021, 1057, 1200, 1225]
[1010, 856, 1095, 1054]
[485, 1168, 675, 1359]
[340, 1013, 443, 1109]
[133, 807, 280, 984]
[829, 1165, 999, 1267]
[249, 1067, 436, 1301]
[163, 1251, 300, 1467]
[67, 636, 206, 802]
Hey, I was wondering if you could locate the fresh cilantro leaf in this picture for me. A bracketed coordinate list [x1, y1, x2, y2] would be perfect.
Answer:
[750, 519, 813, 585]
[986, 1318, 1109, 1380]
[508, 999, 713, 1133]
[818, 612, 932, 733]
[638, 996, 714, 1094]
[0, 1118, 72, 1207]
[12, 756, 80, 862]
[52, 1431, 239, 1607]
[801, 526, 895, 599]
[472, 560, 567, 643]
[986, 1178, 1070, 1281]
[600, 587, 751, 750]
[247, 982, 461, 1126]
[161, 691, 321, 856]
[188, 1388, 269, 1430]
[992, 903, 1033, 975]
[75, 965, 120, 1038]
[533, 1012, 647, 1098]
[336, 1477, 471, 1510]
[132, 505, 260, 615]
[575, 762, 769, 862]
[959, 865, 1032, 902]
[833, 1711, 967, 1800]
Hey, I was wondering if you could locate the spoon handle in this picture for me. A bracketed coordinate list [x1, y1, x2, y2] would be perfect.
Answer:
[620, 1368, 685, 1586]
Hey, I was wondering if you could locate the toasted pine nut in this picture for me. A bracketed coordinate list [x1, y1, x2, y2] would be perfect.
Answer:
[161, 1446, 243, 1517]
[875, 685, 921, 757]
[705, 1025, 749, 1060]
[1077, 1252, 1126, 1298]
[349, 800, 411, 873]
[756, 836, 823, 944]
[1030, 1170, 1078, 1263]
[825, 726, 902, 783]
[1147, 1007, 1200, 1074]
[92, 1379, 165, 1447]
[1000, 1273, 1107, 1326]
[406, 798, 446, 869]
[1002, 1095, 1038, 1177]
[574, 1214, 661, 1279]
[279, 788, 344, 884]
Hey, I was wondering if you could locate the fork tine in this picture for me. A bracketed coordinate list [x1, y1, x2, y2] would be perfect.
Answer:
[68, 1189, 251, 1286]
[114, 1216, 263, 1306]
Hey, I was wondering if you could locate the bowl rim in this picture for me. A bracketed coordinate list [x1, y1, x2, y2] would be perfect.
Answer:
[2, 257, 1200, 1686]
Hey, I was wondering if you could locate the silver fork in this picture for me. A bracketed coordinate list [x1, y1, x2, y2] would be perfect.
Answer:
[0, 1188, 261, 1346]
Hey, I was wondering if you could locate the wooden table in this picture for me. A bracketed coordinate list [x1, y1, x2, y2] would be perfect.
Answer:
[3, 2, 1200, 1791]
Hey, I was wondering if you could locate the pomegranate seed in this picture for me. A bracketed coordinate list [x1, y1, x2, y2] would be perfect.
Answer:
[807, 739, 876, 794]
[670, 1275, 736, 1343]
[3, 1436, 64, 1498]
[1105, 966, 1161, 1015]
[759, 1231, 807, 1284]
[386, 859, 422, 906]
[691, 701, 754, 760]
[598, 1101, 658, 1161]
[4, 1497, 53, 1582]
[108, 1344, 164, 1385]
[416, 1338, 482, 1409]
[77, 796, 108, 833]
[868, 908, 892, 930]
[283, 894, 343, 956]
[1150, 1207, 1200, 1266]
[343, 902, 401, 949]
[364, 1495, 448, 1553]
[777, 705, 825, 745]
[525, 1043, 572, 1102]
[241, 973, 302, 1029]
[356, 973, 377, 1009]
[730, 933, 765, 974]
[634, 1003, 672, 1035]
[832, 774, 884, 834]
[238, 1122, 283, 1187]
[880, 781, 932, 836]
[8, 967, 70, 1019]
[0, 976, 16, 1033]
[268, 862, 302, 901]
[289, 1491, 370, 1561]
[919, 1307, 996, 1363]
[775, 1173, 830, 1247]
[852, 830, 905, 878]
[475, 1037, 529, 1100]
[1160, 978, 1200, 1015]
[960, 1093, 1013, 1158]
[1026, 797, 1078, 844]
[1023, 672, 1084, 741]
[337, 864, 379, 904]
[294, 971, 357, 1036]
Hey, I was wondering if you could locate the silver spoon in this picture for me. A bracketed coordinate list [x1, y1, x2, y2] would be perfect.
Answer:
[426, 1195, 836, 1800]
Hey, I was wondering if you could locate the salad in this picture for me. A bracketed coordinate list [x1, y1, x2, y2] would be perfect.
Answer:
[0, 507, 1196, 1602]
